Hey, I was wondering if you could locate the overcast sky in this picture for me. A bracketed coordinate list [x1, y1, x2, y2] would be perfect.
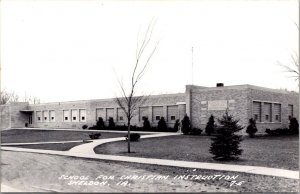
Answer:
[1, 0, 299, 103]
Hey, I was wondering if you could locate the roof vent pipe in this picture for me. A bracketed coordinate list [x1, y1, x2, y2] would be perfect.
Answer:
[216, 83, 224, 87]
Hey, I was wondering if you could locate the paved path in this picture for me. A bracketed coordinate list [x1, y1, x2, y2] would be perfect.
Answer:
[1, 146, 298, 180]
[1, 184, 23, 192]
[1, 140, 89, 146]
[10, 127, 165, 134]
[69, 133, 180, 154]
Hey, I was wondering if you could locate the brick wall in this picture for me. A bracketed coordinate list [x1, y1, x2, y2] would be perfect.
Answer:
[187, 85, 249, 133]
[0, 105, 10, 130]
[187, 84, 299, 134]
[27, 93, 186, 129]
[248, 86, 299, 133]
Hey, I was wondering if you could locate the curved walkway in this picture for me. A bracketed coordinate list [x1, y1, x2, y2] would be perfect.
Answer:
[1, 145, 298, 180]
[1, 131, 298, 180]
[69, 133, 180, 154]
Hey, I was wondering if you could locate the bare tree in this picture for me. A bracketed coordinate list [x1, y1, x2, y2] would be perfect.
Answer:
[0, 90, 40, 105]
[278, 23, 299, 80]
[23, 94, 41, 104]
[0, 90, 19, 105]
[278, 52, 299, 80]
[114, 20, 159, 153]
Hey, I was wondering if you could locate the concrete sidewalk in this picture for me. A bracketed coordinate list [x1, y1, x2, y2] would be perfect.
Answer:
[10, 127, 167, 134]
[1, 184, 23, 192]
[1, 146, 298, 180]
[1, 140, 89, 146]
[69, 133, 181, 154]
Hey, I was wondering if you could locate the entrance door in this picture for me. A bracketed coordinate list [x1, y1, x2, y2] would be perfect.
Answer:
[29, 115, 32, 125]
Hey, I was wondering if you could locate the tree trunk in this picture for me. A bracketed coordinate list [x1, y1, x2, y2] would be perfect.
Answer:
[127, 119, 131, 153]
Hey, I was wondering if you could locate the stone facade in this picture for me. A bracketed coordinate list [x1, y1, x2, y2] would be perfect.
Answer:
[0, 84, 298, 134]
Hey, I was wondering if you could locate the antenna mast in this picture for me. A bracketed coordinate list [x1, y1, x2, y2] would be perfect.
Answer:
[191, 46, 194, 85]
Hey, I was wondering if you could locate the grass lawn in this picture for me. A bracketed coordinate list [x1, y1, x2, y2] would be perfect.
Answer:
[1, 129, 127, 144]
[94, 159, 299, 192]
[94, 135, 299, 170]
[3, 141, 92, 151]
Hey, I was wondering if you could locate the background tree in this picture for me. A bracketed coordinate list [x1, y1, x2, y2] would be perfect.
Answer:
[114, 20, 159, 153]
[0, 90, 40, 105]
[0, 90, 19, 105]
[209, 110, 243, 161]
[246, 118, 258, 138]
[205, 114, 216, 135]
[181, 114, 191, 135]
[278, 23, 299, 81]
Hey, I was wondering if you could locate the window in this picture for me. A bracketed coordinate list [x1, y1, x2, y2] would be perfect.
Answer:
[43, 111, 49, 122]
[36, 111, 42, 122]
[96, 108, 105, 121]
[288, 104, 294, 119]
[63, 110, 70, 122]
[252, 102, 261, 122]
[265, 115, 269, 121]
[142, 116, 148, 120]
[106, 108, 114, 121]
[139, 107, 149, 122]
[79, 109, 86, 122]
[117, 108, 125, 122]
[274, 103, 281, 122]
[71, 110, 78, 122]
[153, 106, 163, 122]
[263, 102, 272, 122]
[167, 105, 178, 122]
[50, 110, 55, 122]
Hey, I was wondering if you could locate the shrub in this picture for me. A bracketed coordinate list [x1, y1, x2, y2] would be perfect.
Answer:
[209, 110, 243, 161]
[89, 133, 101, 139]
[88, 125, 98, 130]
[289, 117, 299, 134]
[173, 119, 180, 132]
[157, 117, 167, 131]
[265, 128, 272, 135]
[205, 115, 216, 136]
[96, 117, 105, 130]
[266, 128, 291, 136]
[181, 115, 191, 135]
[82, 125, 88, 130]
[124, 133, 141, 141]
[143, 117, 151, 131]
[190, 128, 202, 135]
[108, 117, 115, 130]
[246, 118, 257, 138]
[115, 125, 128, 131]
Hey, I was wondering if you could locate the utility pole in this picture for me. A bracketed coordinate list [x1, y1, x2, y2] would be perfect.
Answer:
[191, 46, 194, 85]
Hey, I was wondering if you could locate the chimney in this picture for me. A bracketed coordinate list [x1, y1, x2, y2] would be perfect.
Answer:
[216, 83, 224, 87]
